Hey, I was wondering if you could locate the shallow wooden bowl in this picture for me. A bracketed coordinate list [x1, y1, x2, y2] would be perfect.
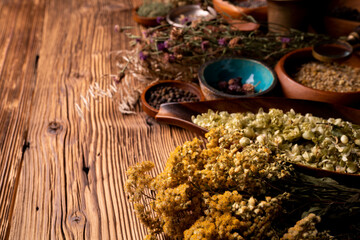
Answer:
[212, 0, 267, 22]
[323, 16, 360, 37]
[132, 7, 161, 27]
[275, 47, 360, 108]
[155, 97, 360, 185]
[141, 80, 205, 118]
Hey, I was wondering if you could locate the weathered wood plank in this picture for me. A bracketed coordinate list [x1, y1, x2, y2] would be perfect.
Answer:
[1, 0, 200, 239]
[0, 0, 44, 238]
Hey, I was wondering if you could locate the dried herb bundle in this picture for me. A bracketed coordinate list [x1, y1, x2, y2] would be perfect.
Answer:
[125, 15, 331, 82]
[126, 132, 360, 239]
[272, 173, 360, 239]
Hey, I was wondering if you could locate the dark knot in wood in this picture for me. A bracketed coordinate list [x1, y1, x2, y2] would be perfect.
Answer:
[73, 216, 81, 223]
[82, 166, 90, 175]
[69, 211, 85, 226]
[47, 121, 63, 134]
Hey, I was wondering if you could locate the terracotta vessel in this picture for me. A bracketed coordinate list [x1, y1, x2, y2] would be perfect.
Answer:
[323, 17, 360, 38]
[132, 7, 161, 27]
[141, 80, 205, 118]
[275, 47, 360, 108]
[212, 0, 267, 23]
[267, 0, 310, 33]
[321, 0, 360, 37]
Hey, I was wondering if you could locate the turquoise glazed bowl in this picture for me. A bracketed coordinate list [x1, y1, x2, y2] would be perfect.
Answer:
[198, 58, 277, 100]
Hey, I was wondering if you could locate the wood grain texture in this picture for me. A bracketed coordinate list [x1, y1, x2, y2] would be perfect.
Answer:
[0, 0, 44, 238]
[0, 0, 200, 239]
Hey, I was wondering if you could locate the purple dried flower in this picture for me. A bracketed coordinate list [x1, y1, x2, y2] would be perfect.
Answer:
[201, 40, 209, 51]
[135, 38, 141, 43]
[281, 37, 291, 43]
[218, 38, 227, 46]
[114, 25, 120, 32]
[143, 30, 152, 38]
[156, 16, 165, 24]
[169, 54, 175, 62]
[164, 40, 170, 48]
[180, 17, 190, 24]
[157, 42, 166, 51]
[139, 51, 148, 61]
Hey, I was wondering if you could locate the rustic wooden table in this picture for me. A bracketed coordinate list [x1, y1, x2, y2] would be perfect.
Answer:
[0, 0, 199, 239]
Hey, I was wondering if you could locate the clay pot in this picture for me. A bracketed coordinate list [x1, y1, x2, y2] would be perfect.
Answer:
[323, 17, 360, 37]
[212, 0, 267, 23]
[319, 0, 360, 36]
[267, 0, 310, 33]
[275, 47, 360, 108]
[141, 80, 205, 118]
[132, 7, 161, 27]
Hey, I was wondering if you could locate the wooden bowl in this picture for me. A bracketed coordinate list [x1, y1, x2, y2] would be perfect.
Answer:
[141, 80, 205, 118]
[155, 97, 360, 185]
[323, 16, 360, 37]
[275, 47, 360, 108]
[212, 0, 267, 22]
[132, 7, 161, 27]
[227, 19, 260, 31]
[322, 0, 360, 37]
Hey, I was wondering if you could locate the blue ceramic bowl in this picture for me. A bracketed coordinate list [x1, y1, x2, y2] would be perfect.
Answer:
[198, 58, 277, 100]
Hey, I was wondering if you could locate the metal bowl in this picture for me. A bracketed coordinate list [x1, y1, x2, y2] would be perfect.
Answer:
[166, 5, 217, 28]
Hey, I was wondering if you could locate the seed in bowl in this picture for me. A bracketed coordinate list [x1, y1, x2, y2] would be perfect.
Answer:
[147, 85, 199, 110]
[293, 61, 360, 92]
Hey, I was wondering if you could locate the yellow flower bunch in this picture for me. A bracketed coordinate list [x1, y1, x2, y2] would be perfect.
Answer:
[126, 128, 333, 239]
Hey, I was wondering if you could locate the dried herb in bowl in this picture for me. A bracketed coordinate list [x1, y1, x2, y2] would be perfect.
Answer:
[137, 2, 173, 18]
[217, 77, 256, 95]
[147, 85, 200, 110]
[293, 61, 360, 93]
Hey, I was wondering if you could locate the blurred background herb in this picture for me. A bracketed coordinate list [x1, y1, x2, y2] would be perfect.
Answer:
[125, 15, 331, 82]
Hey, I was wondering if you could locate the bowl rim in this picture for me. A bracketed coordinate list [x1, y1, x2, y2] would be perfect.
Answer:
[141, 80, 205, 118]
[166, 4, 217, 28]
[132, 6, 159, 21]
[132, 5, 167, 27]
[198, 57, 278, 98]
[213, 0, 268, 15]
[275, 47, 360, 95]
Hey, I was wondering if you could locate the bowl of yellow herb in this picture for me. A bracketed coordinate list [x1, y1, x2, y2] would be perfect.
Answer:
[133, 2, 173, 27]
